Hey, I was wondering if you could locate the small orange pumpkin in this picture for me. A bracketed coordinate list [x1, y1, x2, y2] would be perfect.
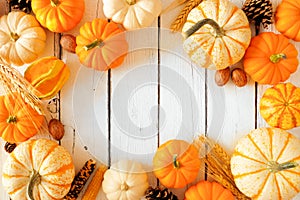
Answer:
[75, 18, 128, 71]
[0, 93, 44, 143]
[275, 0, 300, 41]
[244, 32, 298, 85]
[260, 82, 300, 130]
[184, 181, 234, 200]
[153, 139, 201, 188]
[31, 0, 85, 33]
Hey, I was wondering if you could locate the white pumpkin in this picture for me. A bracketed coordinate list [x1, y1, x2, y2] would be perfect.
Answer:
[102, 0, 162, 30]
[0, 11, 46, 66]
[102, 160, 149, 200]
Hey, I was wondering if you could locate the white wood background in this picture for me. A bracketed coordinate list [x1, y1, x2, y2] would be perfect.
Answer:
[1, 0, 300, 199]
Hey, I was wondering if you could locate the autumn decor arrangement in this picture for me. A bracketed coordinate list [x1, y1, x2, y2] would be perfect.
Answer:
[244, 32, 298, 85]
[0, 11, 46, 66]
[184, 181, 235, 200]
[275, 0, 300, 41]
[102, 0, 162, 30]
[2, 138, 75, 199]
[24, 56, 70, 100]
[260, 83, 300, 130]
[153, 139, 201, 188]
[31, 0, 85, 33]
[182, 0, 251, 70]
[75, 18, 129, 71]
[231, 127, 300, 200]
[102, 160, 149, 200]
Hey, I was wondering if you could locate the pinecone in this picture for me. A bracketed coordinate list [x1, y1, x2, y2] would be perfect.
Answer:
[242, 0, 273, 34]
[145, 186, 178, 200]
[7, 0, 32, 13]
[4, 142, 17, 153]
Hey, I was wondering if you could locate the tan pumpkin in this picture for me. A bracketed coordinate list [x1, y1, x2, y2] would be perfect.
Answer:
[231, 127, 300, 200]
[0, 11, 46, 66]
[182, 0, 251, 70]
[2, 138, 75, 200]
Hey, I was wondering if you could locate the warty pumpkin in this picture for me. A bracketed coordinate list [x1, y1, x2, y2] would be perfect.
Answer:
[0, 11, 46, 66]
[182, 0, 251, 70]
[153, 139, 201, 188]
[0, 93, 44, 143]
[75, 18, 128, 71]
[31, 0, 85, 33]
[275, 0, 300, 42]
[260, 82, 300, 130]
[102, 160, 149, 200]
[2, 138, 75, 200]
[184, 181, 234, 200]
[102, 0, 162, 30]
[24, 56, 70, 100]
[244, 32, 298, 85]
[231, 127, 300, 200]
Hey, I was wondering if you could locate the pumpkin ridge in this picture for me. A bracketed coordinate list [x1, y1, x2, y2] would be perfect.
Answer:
[273, 174, 281, 200]
[216, 0, 220, 23]
[7, 181, 28, 196]
[233, 168, 266, 179]
[273, 86, 287, 102]
[267, 128, 274, 160]
[275, 134, 291, 161]
[221, 37, 233, 64]
[286, 83, 296, 100]
[10, 153, 31, 171]
[248, 134, 269, 161]
[37, 144, 58, 172]
[278, 171, 300, 193]
[196, 5, 208, 19]
[286, 107, 299, 128]
[251, 173, 271, 199]
[221, 6, 239, 29]
[224, 34, 249, 50]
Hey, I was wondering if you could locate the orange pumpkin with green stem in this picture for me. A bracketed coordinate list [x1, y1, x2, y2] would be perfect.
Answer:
[153, 139, 201, 188]
[75, 18, 128, 71]
[243, 32, 298, 85]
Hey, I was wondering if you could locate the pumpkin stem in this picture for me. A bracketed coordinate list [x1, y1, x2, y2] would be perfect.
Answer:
[182, 18, 225, 39]
[270, 53, 286, 63]
[173, 154, 180, 168]
[27, 170, 41, 200]
[10, 32, 19, 42]
[121, 182, 129, 191]
[7, 116, 17, 123]
[267, 161, 299, 173]
[84, 39, 105, 51]
[50, 0, 60, 6]
[126, 0, 136, 5]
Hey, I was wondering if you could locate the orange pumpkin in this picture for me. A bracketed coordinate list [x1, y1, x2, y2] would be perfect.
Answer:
[244, 32, 298, 85]
[0, 93, 44, 143]
[184, 181, 234, 200]
[260, 82, 300, 130]
[153, 140, 201, 188]
[31, 0, 85, 33]
[75, 18, 128, 71]
[275, 0, 300, 41]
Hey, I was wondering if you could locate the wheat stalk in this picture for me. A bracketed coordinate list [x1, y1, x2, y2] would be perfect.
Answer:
[0, 60, 43, 114]
[170, 0, 203, 32]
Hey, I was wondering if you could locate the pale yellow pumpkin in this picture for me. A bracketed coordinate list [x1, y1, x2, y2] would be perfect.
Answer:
[182, 0, 251, 70]
[0, 11, 46, 66]
[2, 139, 75, 200]
[102, 0, 162, 30]
[102, 160, 149, 200]
[231, 127, 300, 200]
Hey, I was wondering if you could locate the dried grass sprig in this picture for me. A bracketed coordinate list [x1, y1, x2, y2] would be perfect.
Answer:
[0, 59, 43, 114]
[170, 0, 203, 32]
[193, 135, 250, 200]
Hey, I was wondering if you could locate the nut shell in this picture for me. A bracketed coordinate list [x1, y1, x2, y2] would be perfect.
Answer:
[231, 68, 247, 87]
[215, 67, 230, 86]
[60, 34, 77, 53]
[48, 119, 65, 140]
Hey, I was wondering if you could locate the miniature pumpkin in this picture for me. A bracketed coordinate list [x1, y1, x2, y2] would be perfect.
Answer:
[102, 0, 162, 30]
[231, 127, 300, 200]
[75, 18, 128, 71]
[184, 181, 234, 200]
[153, 139, 201, 188]
[0, 11, 46, 66]
[31, 0, 85, 33]
[182, 0, 251, 70]
[260, 83, 300, 130]
[0, 93, 44, 143]
[275, 0, 300, 41]
[244, 32, 298, 85]
[24, 56, 70, 100]
[2, 138, 75, 199]
[102, 160, 149, 200]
